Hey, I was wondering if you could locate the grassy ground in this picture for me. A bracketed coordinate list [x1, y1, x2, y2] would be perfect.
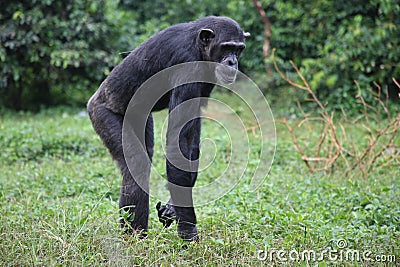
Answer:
[0, 100, 399, 266]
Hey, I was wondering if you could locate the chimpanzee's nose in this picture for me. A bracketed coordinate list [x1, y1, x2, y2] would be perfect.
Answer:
[227, 58, 237, 67]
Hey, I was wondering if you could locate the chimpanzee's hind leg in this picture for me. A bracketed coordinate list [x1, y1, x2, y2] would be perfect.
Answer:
[119, 114, 154, 234]
[88, 100, 153, 234]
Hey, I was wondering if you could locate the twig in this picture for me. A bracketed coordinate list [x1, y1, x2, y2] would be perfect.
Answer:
[280, 117, 311, 169]
[252, 0, 272, 59]
[366, 114, 400, 173]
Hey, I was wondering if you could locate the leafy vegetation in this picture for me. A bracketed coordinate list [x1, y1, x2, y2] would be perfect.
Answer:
[1, 0, 399, 112]
[0, 105, 398, 265]
[0, 1, 119, 110]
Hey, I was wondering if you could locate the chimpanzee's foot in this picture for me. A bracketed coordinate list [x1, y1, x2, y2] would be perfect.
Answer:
[120, 218, 148, 239]
[177, 222, 198, 242]
[156, 202, 197, 241]
[156, 202, 176, 228]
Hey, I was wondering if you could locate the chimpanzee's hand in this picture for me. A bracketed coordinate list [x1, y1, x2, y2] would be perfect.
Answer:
[156, 202, 176, 228]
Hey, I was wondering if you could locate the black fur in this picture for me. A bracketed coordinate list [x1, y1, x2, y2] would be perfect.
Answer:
[87, 16, 248, 241]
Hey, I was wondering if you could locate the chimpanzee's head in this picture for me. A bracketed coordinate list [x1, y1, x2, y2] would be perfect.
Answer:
[197, 16, 250, 84]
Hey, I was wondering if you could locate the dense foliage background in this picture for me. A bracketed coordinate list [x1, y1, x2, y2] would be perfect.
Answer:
[1, 0, 399, 111]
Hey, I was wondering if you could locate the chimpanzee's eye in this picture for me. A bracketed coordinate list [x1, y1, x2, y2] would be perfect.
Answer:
[221, 44, 244, 56]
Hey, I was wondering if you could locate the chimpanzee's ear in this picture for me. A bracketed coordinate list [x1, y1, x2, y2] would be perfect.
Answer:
[244, 32, 251, 39]
[199, 28, 215, 45]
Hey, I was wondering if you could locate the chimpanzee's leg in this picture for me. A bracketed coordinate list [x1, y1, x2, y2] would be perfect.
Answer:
[119, 113, 154, 234]
[88, 100, 153, 234]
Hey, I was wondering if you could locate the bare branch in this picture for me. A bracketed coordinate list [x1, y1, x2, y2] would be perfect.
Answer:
[252, 0, 272, 58]
[274, 55, 399, 178]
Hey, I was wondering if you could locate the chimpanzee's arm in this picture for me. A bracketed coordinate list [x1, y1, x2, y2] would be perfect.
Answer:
[165, 84, 202, 241]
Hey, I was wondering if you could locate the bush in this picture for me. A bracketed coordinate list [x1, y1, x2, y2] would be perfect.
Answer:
[0, 0, 119, 110]
[1, 0, 399, 113]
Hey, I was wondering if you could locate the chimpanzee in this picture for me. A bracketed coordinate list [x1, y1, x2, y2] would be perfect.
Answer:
[87, 16, 249, 241]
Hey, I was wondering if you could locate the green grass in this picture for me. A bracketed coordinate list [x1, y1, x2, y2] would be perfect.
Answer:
[0, 104, 399, 266]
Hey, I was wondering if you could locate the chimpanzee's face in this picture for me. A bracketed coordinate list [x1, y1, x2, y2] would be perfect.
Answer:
[198, 25, 249, 84]
[213, 40, 246, 84]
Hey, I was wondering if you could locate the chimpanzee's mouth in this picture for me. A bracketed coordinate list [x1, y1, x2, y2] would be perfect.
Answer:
[215, 65, 237, 84]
